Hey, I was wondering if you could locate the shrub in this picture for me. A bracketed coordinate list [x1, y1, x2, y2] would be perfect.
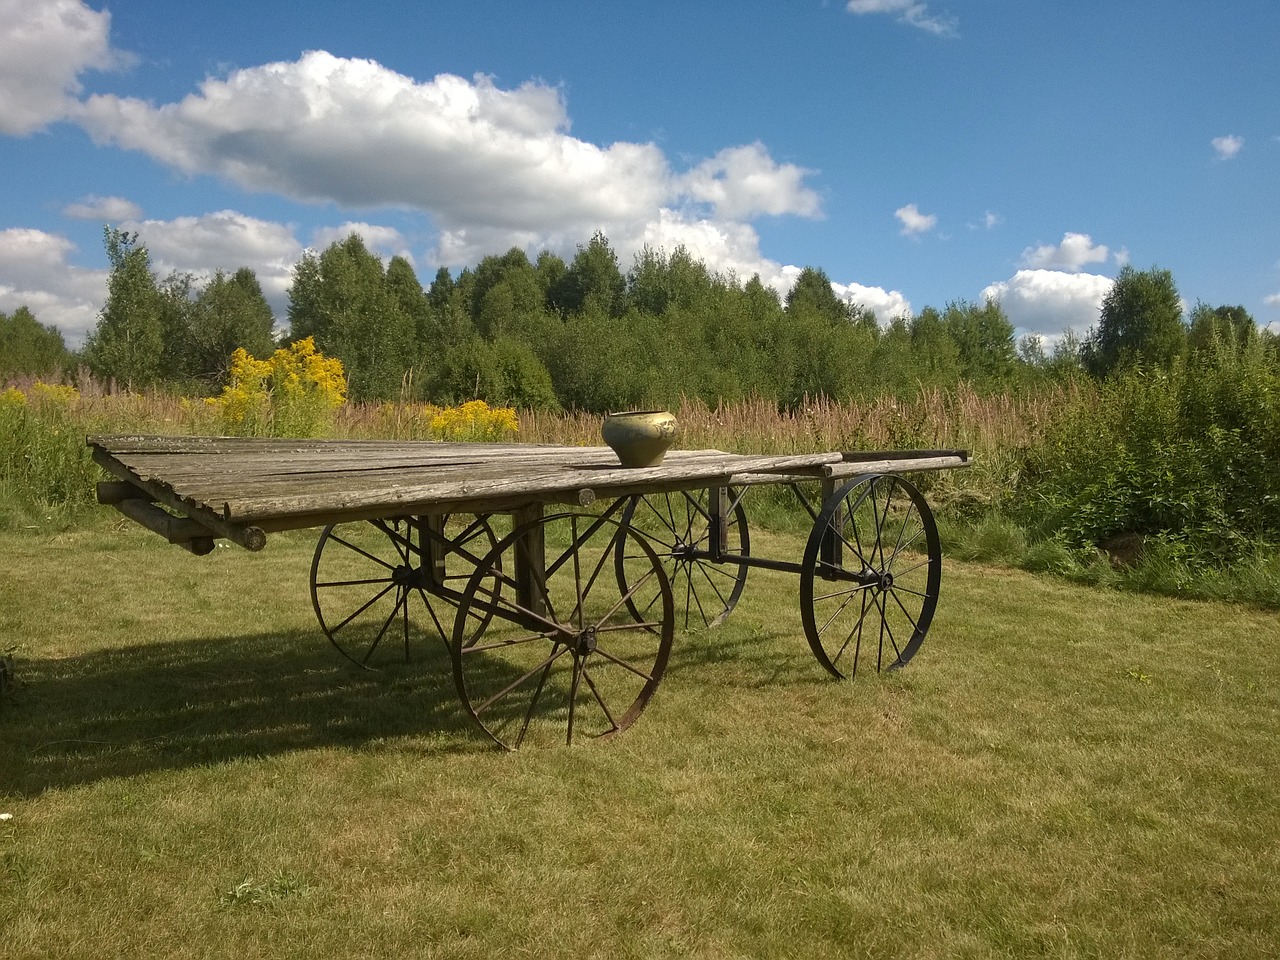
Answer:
[1012, 345, 1280, 563]
[206, 337, 346, 437]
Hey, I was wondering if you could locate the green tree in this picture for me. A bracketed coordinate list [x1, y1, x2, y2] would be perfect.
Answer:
[1188, 303, 1256, 355]
[553, 233, 626, 317]
[156, 270, 197, 384]
[286, 235, 415, 400]
[83, 228, 165, 391]
[0, 306, 72, 379]
[183, 268, 277, 386]
[910, 307, 962, 387]
[941, 299, 1018, 386]
[785, 267, 849, 325]
[1084, 265, 1186, 377]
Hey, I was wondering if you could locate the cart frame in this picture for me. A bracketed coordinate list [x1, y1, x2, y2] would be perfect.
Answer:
[89, 435, 967, 748]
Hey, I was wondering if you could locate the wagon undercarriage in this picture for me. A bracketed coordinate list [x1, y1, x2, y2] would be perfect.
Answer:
[89, 436, 967, 749]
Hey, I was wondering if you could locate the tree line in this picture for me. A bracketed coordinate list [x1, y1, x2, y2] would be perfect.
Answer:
[4, 226, 1277, 410]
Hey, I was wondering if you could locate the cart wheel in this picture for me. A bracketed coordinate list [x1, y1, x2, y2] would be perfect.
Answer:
[310, 514, 498, 668]
[616, 488, 749, 629]
[800, 475, 940, 679]
[451, 512, 674, 749]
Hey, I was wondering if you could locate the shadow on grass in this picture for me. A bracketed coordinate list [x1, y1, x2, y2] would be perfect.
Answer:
[1, 627, 488, 798]
[664, 624, 833, 690]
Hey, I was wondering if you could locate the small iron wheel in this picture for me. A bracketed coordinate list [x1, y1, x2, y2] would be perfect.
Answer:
[310, 514, 498, 669]
[451, 512, 674, 749]
[617, 487, 749, 629]
[800, 474, 941, 679]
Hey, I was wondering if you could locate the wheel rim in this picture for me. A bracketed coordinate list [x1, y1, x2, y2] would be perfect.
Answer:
[452, 512, 674, 749]
[310, 515, 498, 668]
[800, 475, 940, 679]
[617, 488, 749, 629]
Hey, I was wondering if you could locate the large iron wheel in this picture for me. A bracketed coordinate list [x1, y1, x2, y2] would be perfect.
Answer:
[451, 512, 674, 750]
[800, 475, 941, 679]
[617, 487, 749, 629]
[310, 514, 498, 669]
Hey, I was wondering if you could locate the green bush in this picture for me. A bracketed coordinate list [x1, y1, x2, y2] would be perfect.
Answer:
[1011, 340, 1280, 563]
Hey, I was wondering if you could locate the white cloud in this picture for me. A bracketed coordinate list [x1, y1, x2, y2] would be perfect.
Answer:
[895, 203, 937, 237]
[121, 211, 304, 316]
[830, 279, 912, 324]
[6, 47, 901, 347]
[1019, 232, 1111, 272]
[0, 228, 107, 343]
[62, 195, 143, 221]
[72, 53, 820, 250]
[309, 223, 412, 264]
[1264, 293, 1280, 308]
[677, 143, 821, 220]
[981, 269, 1114, 338]
[846, 0, 957, 36]
[1211, 134, 1244, 160]
[0, 0, 130, 135]
[74, 54, 665, 234]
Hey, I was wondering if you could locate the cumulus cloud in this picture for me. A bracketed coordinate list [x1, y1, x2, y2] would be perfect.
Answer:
[0, 0, 130, 135]
[71, 53, 822, 248]
[678, 143, 821, 220]
[1211, 134, 1243, 160]
[74, 54, 667, 234]
[981, 269, 1113, 339]
[0, 228, 107, 343]
[1019, 232, 1112, 272]
[1265, 293, 1280, 308]
[830, 279, 912, 324]
[62, 195, 143, 221]
[846, 0, 957, 36]
[309, 222, 413, 264]
[120, 211, 304, 315]
[895, 203, 937, 237]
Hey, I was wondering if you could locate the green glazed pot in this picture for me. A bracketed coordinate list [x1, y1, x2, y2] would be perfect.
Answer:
[601, 410, 679, 468]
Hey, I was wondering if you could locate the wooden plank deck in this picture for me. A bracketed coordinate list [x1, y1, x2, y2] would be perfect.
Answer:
[87, 435, 967, 552]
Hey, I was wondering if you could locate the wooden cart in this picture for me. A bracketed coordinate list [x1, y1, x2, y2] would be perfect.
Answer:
[89, 435, 968, 749]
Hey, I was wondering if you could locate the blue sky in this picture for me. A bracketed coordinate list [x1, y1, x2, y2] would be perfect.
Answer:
[2, 0, 1278, 348]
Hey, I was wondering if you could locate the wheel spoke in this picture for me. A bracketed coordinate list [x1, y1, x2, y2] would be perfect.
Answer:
[831, 591, 871, 676]
[362, 587, 406, 665]
[582, 666, 620, 733]
[329, 581, 397, 635]
[592, 641, 659, 683]
[474, 644, 571, 718]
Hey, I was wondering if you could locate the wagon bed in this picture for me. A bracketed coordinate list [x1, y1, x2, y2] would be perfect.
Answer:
[88, 435, 967, 551]
[88, 434, 969, 749]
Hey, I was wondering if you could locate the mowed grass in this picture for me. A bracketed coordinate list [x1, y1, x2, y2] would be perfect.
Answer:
[1, 523, 1277, 959]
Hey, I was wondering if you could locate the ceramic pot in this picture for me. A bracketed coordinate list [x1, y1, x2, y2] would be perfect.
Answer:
[601, 410, 679, 468]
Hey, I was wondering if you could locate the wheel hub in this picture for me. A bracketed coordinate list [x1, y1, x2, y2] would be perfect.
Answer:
[574, 625, 598, 656]
[391, 563, 428, 590]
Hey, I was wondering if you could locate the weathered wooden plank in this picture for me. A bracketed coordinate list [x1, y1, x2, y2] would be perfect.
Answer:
[91, 447, 268, 551]
[824, 455, 970, 479]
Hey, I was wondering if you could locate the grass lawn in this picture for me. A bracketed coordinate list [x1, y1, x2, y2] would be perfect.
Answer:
[1, 521, 1277, 958]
